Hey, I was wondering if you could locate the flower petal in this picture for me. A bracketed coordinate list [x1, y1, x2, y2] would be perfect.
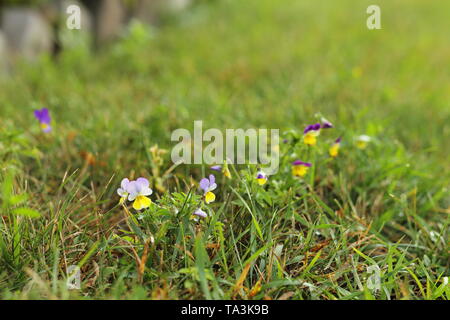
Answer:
[199, 178, 210, 192]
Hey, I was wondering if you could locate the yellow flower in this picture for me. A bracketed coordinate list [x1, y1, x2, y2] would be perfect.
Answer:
[329, 138, 341, 157]
[303, 123, 321, 146]
[292, 160, 312, 177]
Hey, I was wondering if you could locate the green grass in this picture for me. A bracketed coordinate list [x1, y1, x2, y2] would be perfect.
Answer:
[0, 0, 449, 299]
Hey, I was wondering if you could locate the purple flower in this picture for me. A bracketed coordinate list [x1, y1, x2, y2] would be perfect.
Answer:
[303, 123, 321, 134]
[127, 178, 153, 201]
[210, 165, 222, 172]
[256, 170, 268, 185]
[292, 160, 312, 167]
[335, 137, 342, 144]
[34, 108, 52, 133]
[199, 174, 217, 194]
[193, 208, 207, 218]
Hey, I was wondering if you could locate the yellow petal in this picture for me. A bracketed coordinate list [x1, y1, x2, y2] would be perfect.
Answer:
[133, 196, 152, 210]
[205, 191, 216, 204]
[292, 165, 308, 177]
[329, 144, 339, 157]
[303, 133, 317, 146]
[257, 178, 267, 185]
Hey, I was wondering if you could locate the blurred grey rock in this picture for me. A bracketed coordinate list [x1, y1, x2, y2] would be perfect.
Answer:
[96, 0, 126, 44]
[0, 30, 9, 74]
[134, 0, 191, 24]
[1, 8, 53, 61]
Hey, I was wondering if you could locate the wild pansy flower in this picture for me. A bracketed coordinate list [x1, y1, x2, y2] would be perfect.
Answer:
[329, 137, 341, 157]
[127, 177, 153, 210]
[356, 135, 371, 150]
[200, 174, 217, 204]
[193, 208, 207, 219]
[117, 178, 131, 204]
[34, 108, 52, 133]
[292, 160, 312, 177]
[256, 170, 268, 185]
[303, 123, 321, 146]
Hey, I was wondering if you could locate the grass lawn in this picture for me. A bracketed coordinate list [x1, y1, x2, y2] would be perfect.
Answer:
[0, 0, 449, 299]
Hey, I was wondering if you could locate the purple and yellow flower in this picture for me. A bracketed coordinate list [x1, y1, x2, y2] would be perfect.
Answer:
[127, 177, 153, 210]
[329, 137, 341, 158]
[303, 123, 321, 146]
[34, 108, 52, 133]
[117, 178, 131, 204]
[292, 160, 312, 177]
[256, 170, 268, 185]
[200, 174, 217, 204]
[355, 135, 371, 150]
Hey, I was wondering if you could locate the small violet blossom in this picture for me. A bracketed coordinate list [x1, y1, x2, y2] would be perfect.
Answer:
[329, 137, 342, 158]
[303, 123, 321, 146]
[292, 160, 312, 177]
[127, 177, 153, 210]
[256, 170, 268, 186]
[200, 174, 217, 204]
[34, 108, 52, 133]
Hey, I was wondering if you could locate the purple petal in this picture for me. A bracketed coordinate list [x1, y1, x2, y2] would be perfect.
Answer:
[210, 165, 222, 171]
[322, 122, 333, 129]
[120, 178, 130, 190]
[209, 174, 215, 185]
[136, 177, 149, 189]
[34, 108, 51, 124]
[292, 160, 312, 167]
[303, 123, 321, 134]
[199, 178, 210, 192]
[335, 137, 342, 144]
[127, 181, 141, 200]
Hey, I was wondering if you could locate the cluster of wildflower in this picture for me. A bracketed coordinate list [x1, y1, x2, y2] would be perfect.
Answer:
[33, 107, 372, 222]
[253, 118, 373, 185]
